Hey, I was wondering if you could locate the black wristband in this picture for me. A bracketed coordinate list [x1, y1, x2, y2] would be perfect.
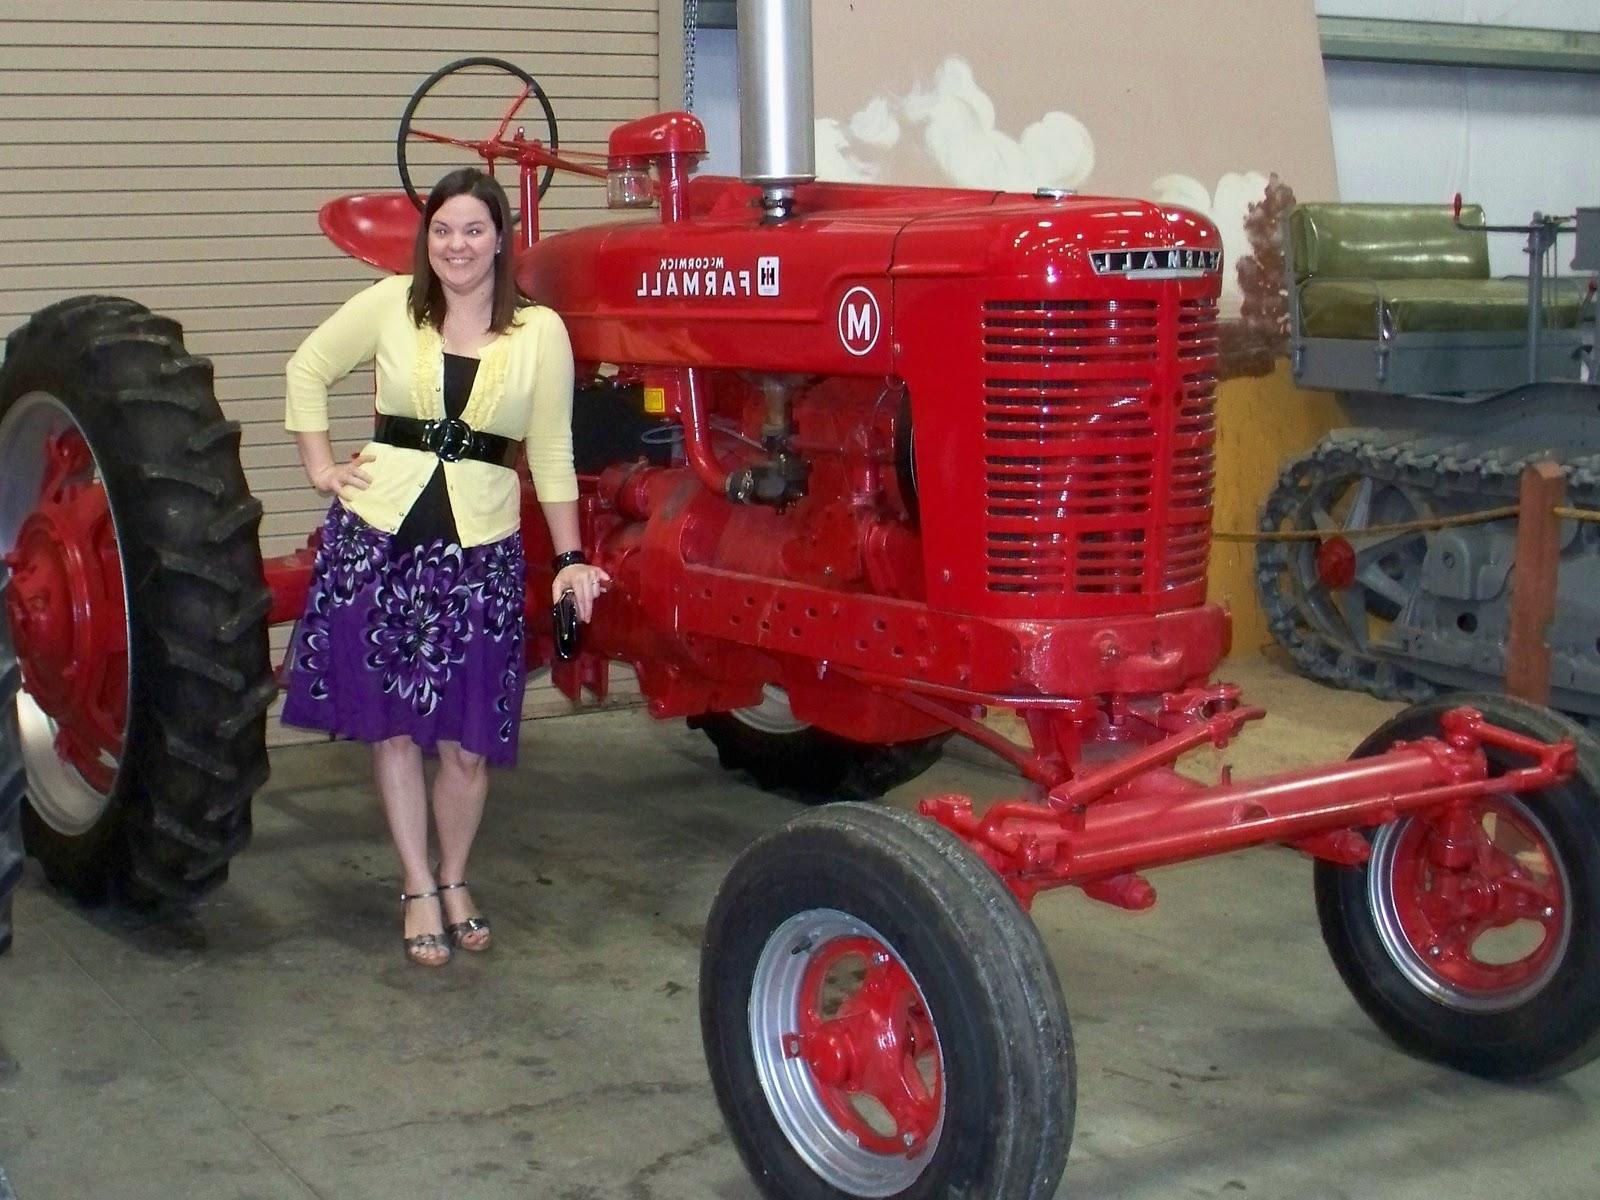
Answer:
[551, 549, 587, 572]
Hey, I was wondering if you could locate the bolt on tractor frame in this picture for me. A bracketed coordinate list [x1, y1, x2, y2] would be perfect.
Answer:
[5, 4, 1600, 1197]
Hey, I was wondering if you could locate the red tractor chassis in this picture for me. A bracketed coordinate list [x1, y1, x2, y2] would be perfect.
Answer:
[4, 53, 1598, 1200]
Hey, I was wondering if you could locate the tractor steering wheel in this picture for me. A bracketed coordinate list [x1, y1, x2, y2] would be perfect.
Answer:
[396, 56, 561, 212]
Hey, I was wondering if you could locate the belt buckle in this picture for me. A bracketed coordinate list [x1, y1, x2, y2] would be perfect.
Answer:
[424, 417, 474, 463]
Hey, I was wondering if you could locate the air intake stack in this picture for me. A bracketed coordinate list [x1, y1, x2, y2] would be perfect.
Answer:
[738, 0, 816, 221]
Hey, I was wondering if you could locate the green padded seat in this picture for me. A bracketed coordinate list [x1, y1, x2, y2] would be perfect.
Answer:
[1300, 276, 1588, 338]
[1290, 202, 1590, 339]
[1291, 203, 1490, 282]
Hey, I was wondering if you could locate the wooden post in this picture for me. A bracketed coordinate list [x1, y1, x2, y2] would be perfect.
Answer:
[1505, 461, 1565, 705]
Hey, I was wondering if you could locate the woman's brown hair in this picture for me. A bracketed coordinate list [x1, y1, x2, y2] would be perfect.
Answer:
[408, 167, 524, 333]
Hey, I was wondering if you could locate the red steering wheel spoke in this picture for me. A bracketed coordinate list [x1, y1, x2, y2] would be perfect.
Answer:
[491, 84, 535, 143]
[404, 127, 487, 154]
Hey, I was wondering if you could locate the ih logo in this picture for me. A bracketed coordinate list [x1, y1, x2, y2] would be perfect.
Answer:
[757, 256, 780, 296]
[837, 286, 881, 357]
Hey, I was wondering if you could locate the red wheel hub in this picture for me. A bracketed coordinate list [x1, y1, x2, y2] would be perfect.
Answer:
[781, 935, 942, 1155]
[1391, 799, 1566, 994]
[1316, 535, 1357, 591]
[3, 429, 127, 793]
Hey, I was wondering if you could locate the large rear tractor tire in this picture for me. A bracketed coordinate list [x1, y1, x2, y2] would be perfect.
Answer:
[0, 296, 274, 906]
[693, 687, 947, 804]
[702, 804, 1074, 1200]
[1316, 693, 1600, 1081]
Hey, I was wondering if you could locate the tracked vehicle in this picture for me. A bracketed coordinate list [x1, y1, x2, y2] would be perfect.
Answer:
[1259, 200, 1600, 713]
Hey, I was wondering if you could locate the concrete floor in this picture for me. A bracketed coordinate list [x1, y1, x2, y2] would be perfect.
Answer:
[1, 655, 1597, 1200]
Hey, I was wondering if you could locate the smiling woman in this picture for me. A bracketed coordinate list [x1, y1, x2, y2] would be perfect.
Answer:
[428, 200, 498, 295]
[278, 167, 610, 969]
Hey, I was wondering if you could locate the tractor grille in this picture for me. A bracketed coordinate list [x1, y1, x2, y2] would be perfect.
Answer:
[1168, 299, 1220, 591]
[981, 296, 1217, 598]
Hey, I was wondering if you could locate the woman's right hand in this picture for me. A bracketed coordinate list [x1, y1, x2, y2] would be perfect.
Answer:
[310, 453, 375, 499]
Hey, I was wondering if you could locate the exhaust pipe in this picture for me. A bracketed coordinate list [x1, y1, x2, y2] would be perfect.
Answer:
[737, 0, 815, 221]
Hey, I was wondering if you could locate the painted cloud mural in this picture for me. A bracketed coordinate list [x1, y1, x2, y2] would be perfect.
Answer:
[1150, 171, 1272, 317]
[816, 57, 1094, 192]
[815, 55, 1299, 372]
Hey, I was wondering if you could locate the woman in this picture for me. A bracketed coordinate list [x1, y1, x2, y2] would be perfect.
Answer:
[281, 167, 609, 967]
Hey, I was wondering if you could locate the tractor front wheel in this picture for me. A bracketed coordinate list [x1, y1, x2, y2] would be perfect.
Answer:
[701, 803, 1073, 1200]
[1316, 692, 1600, 1080]
[0, 296, 274, 905]
[693, 686, 947, 804]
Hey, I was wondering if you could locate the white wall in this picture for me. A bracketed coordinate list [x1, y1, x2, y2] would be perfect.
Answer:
[1316, 0, 1598, 33]
[1317, 0, 1600, 276]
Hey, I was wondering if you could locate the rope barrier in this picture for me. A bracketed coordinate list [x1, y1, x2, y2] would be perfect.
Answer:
[1207, 462, 1599, 706]
[1213, 502, 1600, 544]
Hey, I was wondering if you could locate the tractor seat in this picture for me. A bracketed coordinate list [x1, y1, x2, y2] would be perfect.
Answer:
[1290, 202, 1588, 338]
[1299, 275, 1588, 338]
[1286, 202, 1591, 395]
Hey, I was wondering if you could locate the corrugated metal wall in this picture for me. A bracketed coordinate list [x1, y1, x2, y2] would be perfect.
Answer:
[1, 0, 672, 742]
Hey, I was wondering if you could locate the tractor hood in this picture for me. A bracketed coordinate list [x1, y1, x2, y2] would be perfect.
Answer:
[521, 176, 1218, 374]
[318, 177, 1220, 376]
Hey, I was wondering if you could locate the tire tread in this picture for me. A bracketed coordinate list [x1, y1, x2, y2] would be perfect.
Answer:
[703, 803, 1073, 1200]
[1, 296, 272, 906]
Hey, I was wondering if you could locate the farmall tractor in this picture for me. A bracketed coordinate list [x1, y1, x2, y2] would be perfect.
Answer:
[4, 4, 1600, 1198]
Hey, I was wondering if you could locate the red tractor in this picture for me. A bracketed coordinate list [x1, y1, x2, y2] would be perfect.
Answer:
[4, 11, 1599, 1199]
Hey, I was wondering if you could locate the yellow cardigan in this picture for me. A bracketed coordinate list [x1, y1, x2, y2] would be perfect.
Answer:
[284, 273, 578, 547]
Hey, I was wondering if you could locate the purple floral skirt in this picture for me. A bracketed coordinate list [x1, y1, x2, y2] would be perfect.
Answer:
[281, 504, 527, 767]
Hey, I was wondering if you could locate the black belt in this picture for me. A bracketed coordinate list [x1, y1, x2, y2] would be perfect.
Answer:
[373, 414, 521, 468]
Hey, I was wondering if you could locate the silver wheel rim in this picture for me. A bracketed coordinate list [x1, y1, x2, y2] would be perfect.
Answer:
[0, 390, 128, 835]
[1367, 796, 1572, 1013]
[749, 908, 944, 1197]
[731, 684, 810, 736]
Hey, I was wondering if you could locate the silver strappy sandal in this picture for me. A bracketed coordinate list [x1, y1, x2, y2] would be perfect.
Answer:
[400, 888, 451, 967]
[437, 880, 491, 951]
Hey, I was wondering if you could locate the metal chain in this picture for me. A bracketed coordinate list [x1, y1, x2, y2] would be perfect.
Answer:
[683, 0, 699, 111]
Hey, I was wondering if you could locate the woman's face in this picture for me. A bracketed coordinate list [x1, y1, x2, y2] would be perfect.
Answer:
[427, 193, 499, 299]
